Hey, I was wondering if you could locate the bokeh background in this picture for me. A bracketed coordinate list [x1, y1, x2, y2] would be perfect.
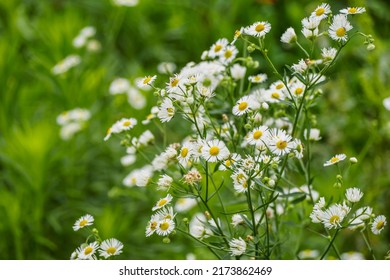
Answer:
[0, 0, 389, 259]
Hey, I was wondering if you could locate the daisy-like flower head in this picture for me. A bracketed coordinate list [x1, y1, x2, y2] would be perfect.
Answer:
[301, 17, 321, 30]
[76, 242, 99, 260]
[311, 3, 332, 20]
[328, 14, 353, 43]
[145, 215, 160, 237]
[340, 7, 366, 15]
[136, 75, 157, 89]
[229, 237, 247, 256]
[158, 98, 175, 123]
[265, 128, 294, 156]
[219, 45, 238, 65]
[230, 64, 247, 80]
[280, 27, 297, 44]
[371, 215, 386, 235]
[301, 27, 319, 40]
[73, 214, 94, 231]
[157, 174, 173, 191]
[320, 204, 348, 229]
[166, 73, 183, 93]
[231, 169, 251, 193]
[304, 128, 322, 141]
[321, 47, 337, 63]
[152, 194, 173, 211]
[231, 214, 247, 227]
[155, 219, 175, 236]
[232, 27, 244, 44]
[232, 95, 257, 116]
[183, 168, 203, 185]
[345, 187, 364, 203]
[178, 141, 194, 167]
[219, 153, 241, 171]
[291, 59, 308, 74]
[98, 238, 124, 259]
[153, 206, 176, 221]
[248, 73, 268, 84]
[51, 54, 81, 75]
[289, 80, 306, 99]
[341, 251, 365, 260]
[244, 21, 271, 38]
[208, 38, 229, 58]
[174, 197, 197, 213]
[323, 153, 347, 166]
[247, 125, 269, 148]
[201, 139, 230, 162]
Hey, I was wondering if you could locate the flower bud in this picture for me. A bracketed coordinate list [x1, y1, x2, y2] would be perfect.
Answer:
[366, 44, 375, 51]
[349, 157, 358, 164]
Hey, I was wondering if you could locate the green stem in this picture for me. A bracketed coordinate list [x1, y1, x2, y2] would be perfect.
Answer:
[320, 228, 340, 260]
[361, 230, 376, 260]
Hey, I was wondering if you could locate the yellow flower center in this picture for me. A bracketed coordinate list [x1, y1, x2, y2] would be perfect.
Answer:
[329, 215, 340, 224]
[234, 30, 241, 38]
[336, 27, 346, 37]
[275, 83, 284, 90]
[295, 88, 303, 95]
[254, 76, 262, 82]
[79, 220, 88, 227]
[209, 146, 220, 156]
[167, 107, 174, 115]
[255, 23, 265, 32]
[181, 147, 189, 157]
[214, 44, 222, 52]
[158, 199, 167, 207]
[348, 7, 357, 14]
[276, 140, 287, 149]
[123, 120, 132, 127]
[271, 92, 280, 99]
[143, 76, 152, 84]
[225, 159, 231, 167]
[107, 247, 117, 255]
[170, 78, 179, 87]
[224, 50, 233, 58]
[330, 157, 339, 163]
[84, 247, 93, 255]
[376, 221, 385, 230]
[159, 221, 170, 231]
[238, 101, 248, 111]
[236, 173, 246, 183]
[316, 7, 325, 16]
[150, 221, 157, 230]
[253, 130, 263, 139]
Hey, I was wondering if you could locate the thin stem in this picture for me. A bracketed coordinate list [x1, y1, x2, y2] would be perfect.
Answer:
[320, 228, 340, 260]
[361, 230, 376, 260]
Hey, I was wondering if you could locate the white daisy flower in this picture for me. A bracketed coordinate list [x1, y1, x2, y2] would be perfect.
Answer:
[341, 251, 365, 260]
[73, 214, 94, 231]
[219, 153, 242, 171]
[231, 169, 251, 193]
[301, 27, 319, 40]
[321, 47, 338, 63]
[208, 38, 229, 58]
[345, 187, 364, 203]
[156, 219, 175, 236]
[323, 153, 347, 166]
[174, 197, 197, 213]
[280, 27, 297, 44]
[201, 139, 230, 162]
[232, 95, 257, 116]
[320, 204, 349, 229]
[219, 45, 238, 64]
[76, 242, 99, 260]
[153, 206, 176, 221]
[371, 215, 386, 235]
[311, 3, 332, 20]
[248, 73, 268, 83]
[230, 64, 247, 80]
[328, 14, 353, 43]
[291, 59, 308, 73]
[244, 21, 271, 38]
[289, 80, 306, 99]
[158, 98, 175, 123]
[340, 7, 366, 15]
[247, 126, 269, 148]
[383, 97, 390, 111]
[127, 87, 147, 109]
[304, 128, 322, 141]
[157, 174, 173, 191]
[231, 214, 247, 227]
[145, 215, 160, 237]
[189, 213, 213, 239]
[265, 129, 294, 156]
[301, 17, 321, 30]
[178, 141, 194, 167]
[98, 238, 124, 259]
[229, 237, 247, 256]
[136, 75, 157, 89]
[152, 194, 173, 211]
[51, 54, 81, 75]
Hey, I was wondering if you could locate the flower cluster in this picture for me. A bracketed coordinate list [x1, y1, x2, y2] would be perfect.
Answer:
[56, 108, 90, 140]
[71, 214, 124, 260]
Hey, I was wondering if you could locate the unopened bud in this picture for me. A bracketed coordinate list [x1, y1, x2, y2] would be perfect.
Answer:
[349, 157, 358, 164]
[366, 44, 375, 51]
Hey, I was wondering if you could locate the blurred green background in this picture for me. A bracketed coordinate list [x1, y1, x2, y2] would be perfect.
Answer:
[0, 0, 389, 259]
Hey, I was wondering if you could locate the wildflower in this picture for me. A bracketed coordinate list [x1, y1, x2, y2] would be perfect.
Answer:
[120, 154, 136, 166]
[51, 54, 81, 75]
[219, 153, 241, 171]
[248, 73, 267, 83]
[154, 206, 176, 221]
[247, 126, 268, 148]
[123, 165, 153, 187]
[320, 204, 349, 229]
[158, 98, 175, 123]
[166, 74, 183, 93]
[152, 194, 173, 211]
[99, 238, 124, 259]
[156, 219, 175, 236]
[136, 75, 157, 89]
[73, 26, 96, 48]
[321, 47, 337, 63]
[323, 153, 347, 166]
[230, 64, 246, 80]
[178, 141, 194, 167]
[229, 237, 247, 256]
[383, 97, 390, 111]
[341, 251, 365, 260]
[157, 174, 173, 191]
[232, 95, 257, 116]
[231, 214, 247, 227]
[301, 17, 321, 30]
[280, 27, 297, 44]
[311, 3, 332, 20]
[231, 169, 250, 193]
[298, 249, 320, 260]
[189, 213, 213, 239]
[328, 14, 352, 43]
[208, 38, 229, 58]
[304, 128, 321, 141]
[219, 45, 238, 64]
[174, 197, 197, 212]
[109, 78, 131, 95]
[345, 187, 364, 203]
[371, 215, 387, 235]
[291, 59, 308, 73]
[145, 215, 160, 237]
[301, 27, 319, 40]
[201, 139, 230, 162]
[232, 27, 244, 44]
[76, 242, 99, 260]
[266, 129, 294, 156]
[73, 214, 94, 231]
[244, 21, 271, 38]
[157, 62, 176, 74]
[349, 157, 358, 164]
[112, 0, 139, 7]
[340, 7, 366, 15]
